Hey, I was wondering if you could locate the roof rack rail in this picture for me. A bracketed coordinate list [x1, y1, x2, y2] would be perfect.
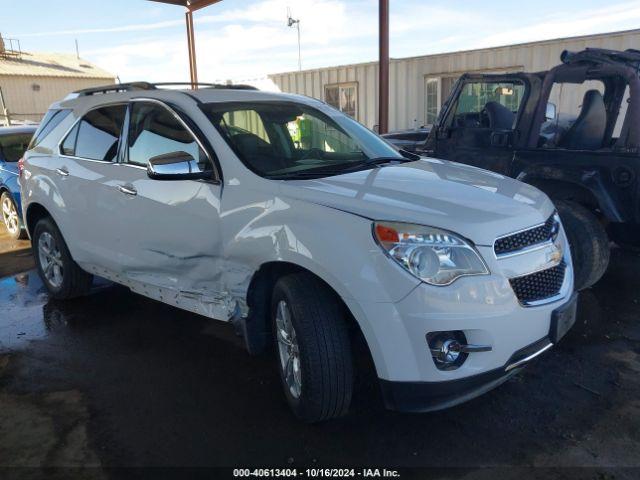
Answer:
[153, 82, 259, 90]
[72, 82, 156, 97]
[68, 81, 258, 99]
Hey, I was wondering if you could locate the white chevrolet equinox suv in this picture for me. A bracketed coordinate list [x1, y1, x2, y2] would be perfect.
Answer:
[20, 82, 577, 422]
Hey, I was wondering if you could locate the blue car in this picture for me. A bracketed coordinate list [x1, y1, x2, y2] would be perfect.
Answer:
[1, 125, 37, 239]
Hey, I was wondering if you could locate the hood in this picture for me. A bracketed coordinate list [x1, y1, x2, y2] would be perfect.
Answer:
[279, 158, 555, 246]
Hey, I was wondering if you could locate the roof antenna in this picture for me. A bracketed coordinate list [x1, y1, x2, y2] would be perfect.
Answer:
[75, 39, 80, 59]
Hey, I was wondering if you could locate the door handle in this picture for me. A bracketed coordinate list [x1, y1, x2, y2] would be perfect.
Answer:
[117, 185, 137, 196]
[55, 168, 69, 177]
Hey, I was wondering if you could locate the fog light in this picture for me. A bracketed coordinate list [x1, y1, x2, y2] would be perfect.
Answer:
[438, 339, 463, 363]
[427, 331, 468, 370]
[427, 331, 492, 371]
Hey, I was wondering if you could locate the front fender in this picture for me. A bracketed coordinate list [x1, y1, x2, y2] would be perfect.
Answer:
[222, 193, 420, 307]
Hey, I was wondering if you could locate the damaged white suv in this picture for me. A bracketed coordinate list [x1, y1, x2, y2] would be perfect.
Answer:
[20, 82, 576, 422]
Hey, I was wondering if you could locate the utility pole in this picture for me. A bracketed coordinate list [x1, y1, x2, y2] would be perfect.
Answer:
[287, 8, 301, 71]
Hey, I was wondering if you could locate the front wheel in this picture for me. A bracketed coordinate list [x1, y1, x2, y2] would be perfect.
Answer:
[1, 192, 27, 240]
[271, 273, 353, 423]
[33, 216, 93, 299]
[555, 200, 610, 290]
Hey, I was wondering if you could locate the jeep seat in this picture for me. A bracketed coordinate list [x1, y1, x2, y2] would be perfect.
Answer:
[558, 90, 606, 150]
[484, 101, 515, 130]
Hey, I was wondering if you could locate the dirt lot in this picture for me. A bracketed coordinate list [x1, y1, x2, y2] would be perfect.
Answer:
[0, 223, 639, 478]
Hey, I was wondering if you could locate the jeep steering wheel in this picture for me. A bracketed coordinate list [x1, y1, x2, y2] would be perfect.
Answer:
[301, 147, 326, 160]
[479, 108, 491, 128]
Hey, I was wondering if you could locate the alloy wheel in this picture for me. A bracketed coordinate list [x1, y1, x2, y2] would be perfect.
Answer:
[38, 231, 64, 288]
[275, 300, 302, 399]
[1, 196, 20, 236]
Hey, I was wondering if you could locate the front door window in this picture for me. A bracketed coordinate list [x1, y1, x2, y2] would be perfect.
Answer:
[126, 102, 210, 175]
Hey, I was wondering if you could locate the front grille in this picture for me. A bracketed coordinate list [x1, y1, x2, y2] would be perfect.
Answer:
[510, 262, 566, 305]
[494, 214, 557, 256]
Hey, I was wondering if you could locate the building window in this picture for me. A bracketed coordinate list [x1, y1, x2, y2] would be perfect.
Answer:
[425, 76, 460, 126]
[425, 78, 440, 125]
[324, 83, 357, 119]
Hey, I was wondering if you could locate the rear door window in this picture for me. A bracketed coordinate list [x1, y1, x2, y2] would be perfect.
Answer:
[60, 105, 126, 162]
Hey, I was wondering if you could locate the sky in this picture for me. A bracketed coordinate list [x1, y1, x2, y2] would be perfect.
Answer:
[3, 0, 640, 84]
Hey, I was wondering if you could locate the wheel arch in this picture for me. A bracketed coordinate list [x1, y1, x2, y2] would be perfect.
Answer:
[241, 260, 371, 362]
[25, 202, 54, 239]
[520, 173, 621, 221]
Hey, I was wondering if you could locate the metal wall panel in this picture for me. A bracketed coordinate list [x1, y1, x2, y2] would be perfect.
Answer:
[0, 76, 115, 124]
[269, 29, 640, 132]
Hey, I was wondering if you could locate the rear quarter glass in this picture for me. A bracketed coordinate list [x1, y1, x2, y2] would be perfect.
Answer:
[28, 109, 72, 149]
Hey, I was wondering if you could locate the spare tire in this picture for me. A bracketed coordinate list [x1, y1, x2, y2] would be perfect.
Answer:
[555, 200, 610, 290]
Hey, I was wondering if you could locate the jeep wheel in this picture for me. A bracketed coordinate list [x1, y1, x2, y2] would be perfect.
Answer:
[33, 217, 93, 299]
[271, 272, 353, 423]
[555, 200, 610, 290]
[1, 192, 27, 240]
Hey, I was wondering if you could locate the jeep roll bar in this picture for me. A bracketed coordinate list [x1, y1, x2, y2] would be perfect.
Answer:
[528, 49, 640, 152]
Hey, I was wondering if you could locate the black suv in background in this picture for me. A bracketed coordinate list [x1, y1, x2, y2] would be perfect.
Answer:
[389, 48, 640, 290]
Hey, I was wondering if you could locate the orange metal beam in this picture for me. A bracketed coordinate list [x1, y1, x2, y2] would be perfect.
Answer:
[148, 0, 224, 86]
[378, 0, 389, 134]
[185, 9, 198, 88]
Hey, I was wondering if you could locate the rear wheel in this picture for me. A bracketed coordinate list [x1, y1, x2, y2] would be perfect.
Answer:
[1, 192, 27, 240]
[555, 200, 610, 290]
[271, 273, 353, 423]
[33, 216, 93, 299]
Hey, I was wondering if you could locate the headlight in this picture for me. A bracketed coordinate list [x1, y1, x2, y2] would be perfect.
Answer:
[373, 222, 489, 286]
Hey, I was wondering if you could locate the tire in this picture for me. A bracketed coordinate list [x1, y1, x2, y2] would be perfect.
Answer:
[1, 192, 28, 240]
[271, 272, 353, 423]
[555, 200, 610, 290]
[33, 216, 93, 299]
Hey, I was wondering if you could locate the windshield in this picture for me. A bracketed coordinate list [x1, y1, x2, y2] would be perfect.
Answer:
[201, 101, 404, 179]
[0, 133, 33, 162]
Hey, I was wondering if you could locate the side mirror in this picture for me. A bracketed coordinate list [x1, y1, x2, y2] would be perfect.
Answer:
[147, 151, 213, 181]
[545, 102, 557, 121]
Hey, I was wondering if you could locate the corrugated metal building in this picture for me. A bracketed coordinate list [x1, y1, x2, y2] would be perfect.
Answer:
[0, 39, 115, 125]
[269, 29, 640, 131]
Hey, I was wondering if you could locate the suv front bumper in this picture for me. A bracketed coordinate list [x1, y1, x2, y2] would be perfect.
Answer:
[379, 292, 577, 412]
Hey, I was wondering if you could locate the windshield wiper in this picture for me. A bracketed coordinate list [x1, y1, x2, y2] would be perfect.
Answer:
[266, 156, 414, 180]
[330, 156, 412, 174]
